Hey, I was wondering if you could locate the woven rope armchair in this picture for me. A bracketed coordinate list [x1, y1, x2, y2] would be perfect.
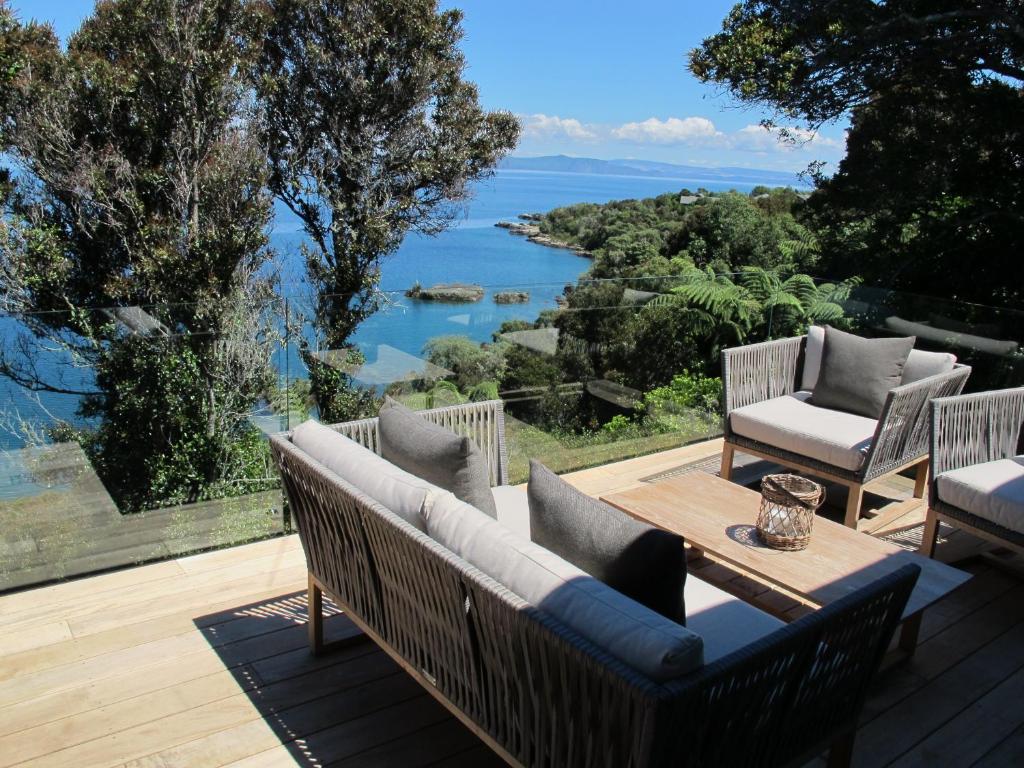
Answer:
[922, 388, 1024, 557]
[721, 335, 971, 527]
[271, 399, 920, 767]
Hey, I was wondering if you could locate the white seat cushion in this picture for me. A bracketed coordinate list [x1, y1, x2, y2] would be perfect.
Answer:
[729, 391, 877, 472]
[901, 348, 957, 385]
[491, 485, 531, 538]
[685, 576, 784, 663]
[936, 457, 1024, 535]
[425, 492, 704, 682]
[291, 419, 439, 531]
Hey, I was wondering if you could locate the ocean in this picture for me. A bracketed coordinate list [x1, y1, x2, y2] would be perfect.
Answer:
[1, 169, 775, 448]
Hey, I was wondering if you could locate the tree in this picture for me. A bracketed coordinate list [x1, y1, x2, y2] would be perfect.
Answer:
[690, 1, 1023, 128]
[0, 0, 278, 510]
[691, 1, 1024, 307]
[423, 335, 506, 393]
[251, 0, 520, 350]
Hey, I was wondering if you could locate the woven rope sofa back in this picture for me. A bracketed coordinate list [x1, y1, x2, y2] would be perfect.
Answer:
[270, 400, 918, 768]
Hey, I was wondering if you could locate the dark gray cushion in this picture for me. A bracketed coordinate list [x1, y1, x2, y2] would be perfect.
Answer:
[811, 326, 914, 419]
[527, 460, 687, 624]
[378, 400, 498, 518]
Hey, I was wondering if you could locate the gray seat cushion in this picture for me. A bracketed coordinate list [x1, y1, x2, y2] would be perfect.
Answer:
[491, 484, 530, 538]
[730, 391, 877, 472]
[811, 326, 914, 419]
[290, 419, 436, 530]
[378, 400, 497, 517]
[425, 491, 704, 682]
[685, 576, 784, 663]
[936, 457, 1024, 535]
[528, 460, 687, 624]
[901, 348, 957, 385]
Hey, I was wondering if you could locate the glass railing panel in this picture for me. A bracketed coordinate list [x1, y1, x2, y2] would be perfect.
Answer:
[288, 275, 726, 485]
[3, 271, 1018, 593]
[0, 299, 291, 592]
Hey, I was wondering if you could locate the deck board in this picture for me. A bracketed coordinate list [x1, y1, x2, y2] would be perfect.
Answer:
[0, 444, 1020, 767]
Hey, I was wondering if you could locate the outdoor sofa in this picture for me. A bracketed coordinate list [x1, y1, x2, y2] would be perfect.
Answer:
[922, 387, 1024, 557]
[721, 326, 971, 527]
[270, 399, 919, 767]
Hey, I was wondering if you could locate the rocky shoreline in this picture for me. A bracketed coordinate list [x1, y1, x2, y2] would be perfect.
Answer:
[495, 214, 590, 256]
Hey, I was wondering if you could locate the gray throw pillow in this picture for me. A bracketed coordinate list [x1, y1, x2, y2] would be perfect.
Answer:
[811, 326, 914, 419]
[378, 400, 498, 518]
[527, 460, 687, 624]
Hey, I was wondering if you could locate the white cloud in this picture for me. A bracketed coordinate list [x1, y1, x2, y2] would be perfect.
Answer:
[519, 113, 598, 141]
[611, 116, 723, 145]
[732, 124, 844, 152]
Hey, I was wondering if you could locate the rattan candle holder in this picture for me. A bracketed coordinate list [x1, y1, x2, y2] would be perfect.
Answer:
[756, 474, 825, 551]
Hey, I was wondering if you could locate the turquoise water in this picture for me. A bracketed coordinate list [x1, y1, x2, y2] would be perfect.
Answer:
[0, 169, 772, 446]
[282, 169, 770, 362]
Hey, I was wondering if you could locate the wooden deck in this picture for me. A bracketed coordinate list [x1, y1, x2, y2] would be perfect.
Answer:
[1, 438, 1022, 767]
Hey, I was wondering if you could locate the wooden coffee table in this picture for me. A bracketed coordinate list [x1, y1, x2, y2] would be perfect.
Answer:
[601, 471, 971, 653]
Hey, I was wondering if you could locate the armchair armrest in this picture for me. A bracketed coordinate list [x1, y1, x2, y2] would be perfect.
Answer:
[861, 364, 971, 481]
[328, 399, 509, 487]
[721, 336, 804, 423]
[929, 387, 1024, 500]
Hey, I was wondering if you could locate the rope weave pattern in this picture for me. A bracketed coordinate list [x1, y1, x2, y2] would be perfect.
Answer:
[929, 388, 1024, 548]
[270, 399, 920, 766]
[722, 335, 971, 482]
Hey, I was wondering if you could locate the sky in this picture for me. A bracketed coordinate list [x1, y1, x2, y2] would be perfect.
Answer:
[11, 0, 849, 172]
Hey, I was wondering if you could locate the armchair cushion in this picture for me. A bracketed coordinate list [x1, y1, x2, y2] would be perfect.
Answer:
[935, 457, 1024, 535]
[491, 484, 530, 538]
[811, 326, 914, 419]
[528, 460, 687, 624]
[730, 391, 877, 472]
[902, 348, 957, 385]
[379, 399, 498, 517]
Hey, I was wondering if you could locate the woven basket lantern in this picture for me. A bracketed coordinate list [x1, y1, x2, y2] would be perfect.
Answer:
[756, 474, 825, 551]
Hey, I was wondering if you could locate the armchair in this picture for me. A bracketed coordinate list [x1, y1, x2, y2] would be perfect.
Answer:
[722, 334, 971, 527]
[922, 388, 1024, 557]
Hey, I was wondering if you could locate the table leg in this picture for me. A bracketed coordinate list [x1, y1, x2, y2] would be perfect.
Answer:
[898, 613, 923, 655]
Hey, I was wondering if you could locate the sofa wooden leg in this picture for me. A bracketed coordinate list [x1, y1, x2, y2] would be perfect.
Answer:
[920, 508, 941, 558]
[720, 443, 735, 482]
[913, 461, 928, 499]
[308, 572, 324, 655]
[844, 484, 864, 528]
[827, 730, 855, 768]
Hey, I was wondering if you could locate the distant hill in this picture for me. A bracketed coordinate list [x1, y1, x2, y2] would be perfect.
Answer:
[498, 155, 805, 187]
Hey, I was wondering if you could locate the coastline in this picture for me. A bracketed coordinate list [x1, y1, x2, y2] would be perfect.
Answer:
[495, 216, 591, 257]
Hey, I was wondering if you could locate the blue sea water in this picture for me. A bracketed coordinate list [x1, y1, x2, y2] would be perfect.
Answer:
[0, 169, 771, 447]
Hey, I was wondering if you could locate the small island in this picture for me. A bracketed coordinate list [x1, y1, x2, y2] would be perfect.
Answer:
[405, 282, 484, 303]
[493, 290, 529, 304]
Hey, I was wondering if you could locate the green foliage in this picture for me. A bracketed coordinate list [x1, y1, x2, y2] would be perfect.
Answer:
[251, 0, 520, 347]
[468, 380, 499, 402]
[691, 1, 1024, 307]
[0, 0, 278, 512]
[84, 337, 276, 512]
[423, 335, 507, 392]
[540, 188, 818, 277]
[425, 379, 465, 408]
[643, 371, 722, 416]
[304, 347, 381, 424]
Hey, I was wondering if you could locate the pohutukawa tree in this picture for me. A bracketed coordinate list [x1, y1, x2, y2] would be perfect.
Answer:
[0, 0, 279, 510]
[690, 1, 1024, 307]
[249, 0, 519, 418]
